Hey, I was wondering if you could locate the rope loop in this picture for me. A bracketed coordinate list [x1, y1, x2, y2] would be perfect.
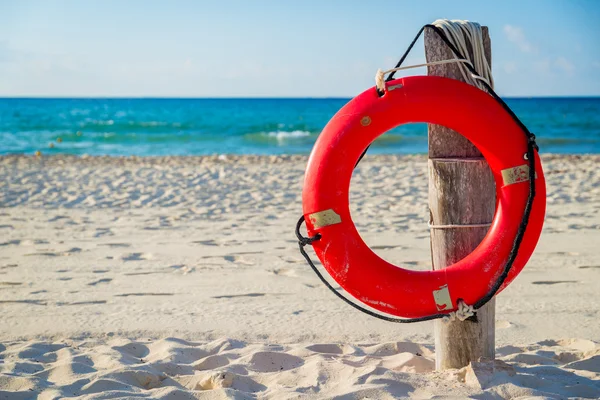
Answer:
[295, 215, 322, 247]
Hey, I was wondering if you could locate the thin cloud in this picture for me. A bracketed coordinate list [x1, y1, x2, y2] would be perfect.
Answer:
[0, 42, 30, 63]
[503, 61, 518, 74]
[532, 57, 576, 77]
[555, 57, 575, 75]
[503, 25, 535, 53]
[533, 59, 551, 74]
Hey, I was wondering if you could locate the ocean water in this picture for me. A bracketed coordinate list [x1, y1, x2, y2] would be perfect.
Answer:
[1, 97, 599, 156]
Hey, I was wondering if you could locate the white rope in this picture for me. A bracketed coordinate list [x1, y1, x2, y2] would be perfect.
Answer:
[375, 19, 494, 94]
[442, 300, 476, 322]
[432, 19, 494, 91]
[375, 60, 490, 93]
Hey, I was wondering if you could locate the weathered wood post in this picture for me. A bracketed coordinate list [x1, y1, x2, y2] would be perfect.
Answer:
[425, 25, 496, 370]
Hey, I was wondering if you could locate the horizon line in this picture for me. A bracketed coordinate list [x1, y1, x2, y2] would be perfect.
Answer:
[1, 95, 600, 100]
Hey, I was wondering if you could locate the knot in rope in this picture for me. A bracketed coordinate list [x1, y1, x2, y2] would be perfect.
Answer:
[375, 69, 386, 94]
[298, 233, 321, 247]
[442, 300, 476, 323]
[295, 216, 321, 247]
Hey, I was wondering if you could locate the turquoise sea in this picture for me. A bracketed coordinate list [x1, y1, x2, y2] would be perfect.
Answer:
[1, 97, 599, 156]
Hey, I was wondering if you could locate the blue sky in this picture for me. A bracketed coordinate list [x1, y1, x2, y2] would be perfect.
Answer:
[1, 0, 599, 97]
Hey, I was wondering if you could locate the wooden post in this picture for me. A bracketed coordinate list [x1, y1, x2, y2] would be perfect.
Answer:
[425, 25, 496, 370]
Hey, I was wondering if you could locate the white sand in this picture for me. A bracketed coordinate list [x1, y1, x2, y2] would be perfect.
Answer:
[1, 154, 599, 399]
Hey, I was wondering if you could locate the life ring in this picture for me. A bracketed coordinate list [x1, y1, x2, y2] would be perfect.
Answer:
[302, 75, 546, 318]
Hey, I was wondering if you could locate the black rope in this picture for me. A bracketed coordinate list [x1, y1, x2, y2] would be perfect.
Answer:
[295, 215, 321, 246]
[296, 23, 539, 323]
[384, 26, 427, 85]
[295, 216, 446, 323]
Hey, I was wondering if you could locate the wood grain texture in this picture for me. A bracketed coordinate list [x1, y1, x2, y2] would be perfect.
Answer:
[425, 25, 496, 370]
[425, 26, 491, 159]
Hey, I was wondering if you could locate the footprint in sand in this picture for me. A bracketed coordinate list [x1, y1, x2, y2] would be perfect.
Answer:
[112, 342, 150, 358]
[541, 338, 597, 352]
[170, 264, 195, 274]
[17, 343, 66, 362]
[551, 251, 580, 256]
[371, 245, 401, 250]
[0, 299, 47, 306]
[362, 342, 432, 357]
[94, 228, 114, 238]
[279, 256, 303, 264]
[403, 261, 427, 266]
[496, 345, 524, 357]
[180, 371, 265, 392]
[57, 300, 107, 306]
[502, 352, 560, 366]
[247, 351, 304, 372]
[20, 239, 49, 246]
[194, 355, 230, 371]
[0, 281, 22, 286]
[122, 253, 152, 261]
[47, 215, 70, 222]
[212, 293, 266, 299]
[306, 343, 351, 355]
[553, 352, 583, 363]
[192, 239, 219, 246]
[223, 255, 254, 265]
[88, 278, 113, 286]
[271, 268, 297, 277]
[496, 320, 514, 329]
[195, 372, 235, 390]
[381, 353, 435, 373]
[24, 251, 59, 257]
[124, 270, 163, 276]
[24, 247, 82, 257]
[0, 240, 21, 246]
[99, 243, 131, 248]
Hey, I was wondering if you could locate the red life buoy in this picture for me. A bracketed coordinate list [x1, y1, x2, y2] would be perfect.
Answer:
[302, 76, 546, 318]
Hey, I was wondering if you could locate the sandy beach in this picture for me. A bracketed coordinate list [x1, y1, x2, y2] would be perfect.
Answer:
[1, 154, 599, 399]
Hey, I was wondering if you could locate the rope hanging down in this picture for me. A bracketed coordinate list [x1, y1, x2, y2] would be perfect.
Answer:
[296, 20, 538, 324]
